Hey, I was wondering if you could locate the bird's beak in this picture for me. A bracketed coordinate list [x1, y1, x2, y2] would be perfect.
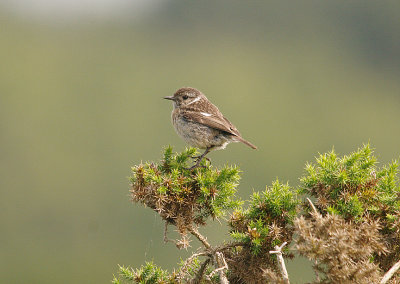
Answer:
[163, 96, 175, 101]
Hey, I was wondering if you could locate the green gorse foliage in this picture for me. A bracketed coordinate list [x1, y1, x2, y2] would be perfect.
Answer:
[230, 179, 299, 255]
[130, 146, 242, 235]
[226, 180, 299, 282]
[300, 144, 400, 220]
[112, 262, 177, 284]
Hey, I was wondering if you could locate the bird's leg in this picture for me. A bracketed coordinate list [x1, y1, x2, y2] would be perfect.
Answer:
[188, 148, 211, 170]
[190, 154, 211, 163]
[190, 148, 212, 161]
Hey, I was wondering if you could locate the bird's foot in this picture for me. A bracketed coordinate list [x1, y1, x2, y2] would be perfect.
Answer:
[186, 148, 212, 170]
[185, 164, 207, 171]
[190, 155, 211, 163]
[185, 157, 208, 171]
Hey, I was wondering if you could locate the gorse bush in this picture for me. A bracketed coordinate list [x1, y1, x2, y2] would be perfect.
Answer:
[301, 145, 400, 221]
[130, 146, 241, 245]
[228, 180, 299, 283]
[114, 144, 400, 284]
[230, 180, 299, 255]
[300, 144, 400, 271]
[112, 262, 176, 284]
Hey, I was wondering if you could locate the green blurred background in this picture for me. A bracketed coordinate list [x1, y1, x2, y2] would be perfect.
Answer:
[1, 1, 400, 283]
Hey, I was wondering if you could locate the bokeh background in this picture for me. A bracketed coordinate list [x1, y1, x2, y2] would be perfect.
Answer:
[1, 1, 400, 283]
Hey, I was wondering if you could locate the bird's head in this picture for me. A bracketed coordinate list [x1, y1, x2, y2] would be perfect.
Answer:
[164, 87, 204, 108]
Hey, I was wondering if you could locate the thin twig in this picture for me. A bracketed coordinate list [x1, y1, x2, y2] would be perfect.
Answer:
[188, 226, 229, 283]
[215, 242, 246, 252]
[313, 261, 320, 282]
[210, 252, 229, 284]
[269, 242, 290, 284]
[164, 222, 177, 245]
[306, 198, 318, 215]
[177, 251, 207, 280]
[204, 274, 213, 283]
[188, 226, 212, 250]
[193, 258, 211, 284]
[208, 265, 227, 278]
[164, 222, 191, 249]
[380, 259, 400, 284]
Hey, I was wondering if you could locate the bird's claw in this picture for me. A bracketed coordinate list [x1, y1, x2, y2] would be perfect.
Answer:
[190, 155, 210, 163]
[184, 164, 207, 171]
[185, 157, 209, 171]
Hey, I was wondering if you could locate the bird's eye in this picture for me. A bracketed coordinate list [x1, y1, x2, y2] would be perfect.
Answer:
[182, 95, 189, 100]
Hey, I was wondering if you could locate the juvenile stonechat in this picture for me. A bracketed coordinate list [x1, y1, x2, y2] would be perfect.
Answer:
[164, 87, 256, 169]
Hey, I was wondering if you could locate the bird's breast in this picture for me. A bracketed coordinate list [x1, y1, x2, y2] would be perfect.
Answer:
[171, 112, 232, 150]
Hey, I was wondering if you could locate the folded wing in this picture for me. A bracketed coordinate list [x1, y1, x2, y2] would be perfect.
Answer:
[182, 110, 241, 137]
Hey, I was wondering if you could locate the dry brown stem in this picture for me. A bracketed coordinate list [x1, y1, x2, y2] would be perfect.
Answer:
[188, 226, 212, 250]
[212, 252, 229, 284]
[163, 222, 177, 245]
[193, 258, 211, 284]
[177, 251, 208, 281]
[306, 197, 318, 215]
[380, 259, 400, 284]
[269, 242, 290, 284]
[187, 226, 229, 284]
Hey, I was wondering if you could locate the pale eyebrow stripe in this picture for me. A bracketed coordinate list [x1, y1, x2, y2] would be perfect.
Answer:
[186, 96, 201, 105]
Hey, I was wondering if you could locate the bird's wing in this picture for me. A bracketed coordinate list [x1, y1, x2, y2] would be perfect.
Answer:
[181, 110, 241, 137]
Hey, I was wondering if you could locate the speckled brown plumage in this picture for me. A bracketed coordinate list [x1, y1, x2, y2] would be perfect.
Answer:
[165, 87, 256, 152]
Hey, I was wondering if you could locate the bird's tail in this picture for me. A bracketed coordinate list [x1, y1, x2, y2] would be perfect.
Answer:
[235, 136, 257, 149]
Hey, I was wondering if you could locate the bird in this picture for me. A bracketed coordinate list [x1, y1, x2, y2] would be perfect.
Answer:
[164, 87, 256, 169]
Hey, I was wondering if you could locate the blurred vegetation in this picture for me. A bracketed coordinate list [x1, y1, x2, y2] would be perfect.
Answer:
[1, 1, 400, 283]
